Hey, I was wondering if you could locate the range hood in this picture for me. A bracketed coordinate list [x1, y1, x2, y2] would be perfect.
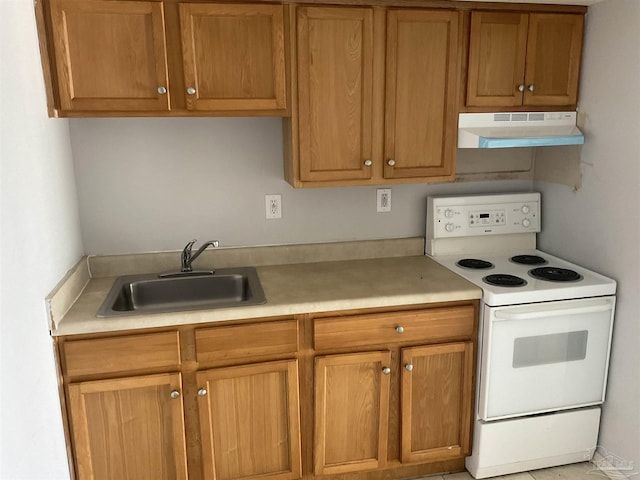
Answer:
[458, 112, 584, 149]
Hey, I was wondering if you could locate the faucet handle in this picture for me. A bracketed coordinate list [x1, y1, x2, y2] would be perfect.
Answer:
[183, 239, 197, 253]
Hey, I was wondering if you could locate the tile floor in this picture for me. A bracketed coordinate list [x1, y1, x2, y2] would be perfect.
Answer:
[428, 462, 606, 480]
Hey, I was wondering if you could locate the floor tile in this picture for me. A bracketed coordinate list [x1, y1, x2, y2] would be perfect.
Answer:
[529, 462, 601, 480]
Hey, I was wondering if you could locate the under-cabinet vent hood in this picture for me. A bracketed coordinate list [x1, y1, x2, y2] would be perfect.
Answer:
[458, 112, 584, 149]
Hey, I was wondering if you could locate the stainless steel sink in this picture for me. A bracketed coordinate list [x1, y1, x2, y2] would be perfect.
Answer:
[97, 267, 266, 317]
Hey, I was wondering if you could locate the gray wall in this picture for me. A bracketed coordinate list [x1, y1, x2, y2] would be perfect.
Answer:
[535, 0, 640, 470]
[70, 117, 532, 255]
[0, 1, 83, 477]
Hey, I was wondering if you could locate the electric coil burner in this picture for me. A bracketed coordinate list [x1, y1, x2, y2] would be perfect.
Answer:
[425, 192, 617, 479]
[457, 258, 494, 269]
[483, 274, 527, 287]
[529, 266, 583, 282]
[510, 254, 547, 265]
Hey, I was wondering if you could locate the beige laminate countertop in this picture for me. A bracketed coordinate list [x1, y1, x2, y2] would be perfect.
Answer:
[52, 255, 481, 336]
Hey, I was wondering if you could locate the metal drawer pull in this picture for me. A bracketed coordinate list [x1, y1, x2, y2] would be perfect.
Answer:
[382, 367, 391, 375]
[197, 388, 208, 397]
[405, 363, 414, 372]
[395, 326, 404, 334]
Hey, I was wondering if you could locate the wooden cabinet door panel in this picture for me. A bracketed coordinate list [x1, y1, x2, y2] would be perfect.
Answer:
[384, 9, 459, 180]
[401, 342, 473, 463]
[314, 351, 391, 475]
[180, 3, 287, 112]
[466, 11, 529, 107]
[50, 0, 170, 112]
[296, 7, 375, 182]
[197, 360, 302, 480]
[68, 373, 187, 480]
[524, 13, 583, 106]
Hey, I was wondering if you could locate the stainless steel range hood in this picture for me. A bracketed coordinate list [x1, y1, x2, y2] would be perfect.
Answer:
[458, 112, 584, 149]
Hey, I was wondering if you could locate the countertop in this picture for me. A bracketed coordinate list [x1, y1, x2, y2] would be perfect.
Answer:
[52, 254, 481, 336]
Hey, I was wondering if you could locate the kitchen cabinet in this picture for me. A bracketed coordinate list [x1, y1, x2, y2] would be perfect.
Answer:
[43, 0, 289, 116]
[466, 11, 584, 108]
[312, 304, 476, 474]
[286, 6, 460, 187]
[197, 360, 302, 480]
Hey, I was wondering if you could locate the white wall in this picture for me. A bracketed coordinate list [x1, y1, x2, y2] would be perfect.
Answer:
[70, 117, 532, 255]
[0, 1, 84, 478]
[535, 0, 640, 470]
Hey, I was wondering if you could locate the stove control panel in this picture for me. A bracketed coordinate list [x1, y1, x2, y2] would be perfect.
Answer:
[427, 193, 541, 239]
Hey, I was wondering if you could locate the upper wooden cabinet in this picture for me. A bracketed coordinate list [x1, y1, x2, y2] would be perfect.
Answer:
[287, 6, 460, 187]
[466, 11, 584, 108]
[48, 0, 170, 112]
[179, 3, 287, 112]
[43, 0, 289, 116]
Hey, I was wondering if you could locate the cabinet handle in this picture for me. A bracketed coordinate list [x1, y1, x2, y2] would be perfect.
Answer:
[405, 363, 414, 372]
[518, 84, 525, 92]
[528, 84, 535, 92]
[157, 86, 168, 95]
[364, 159, 372, 167]
[382, 367, 391, 375]
[387, 159, 396, 167]
[187, 87, 197, 95]
[197, 388, 208, 397]
[170, 390, 180, 399]
[395, 326, 404, 334]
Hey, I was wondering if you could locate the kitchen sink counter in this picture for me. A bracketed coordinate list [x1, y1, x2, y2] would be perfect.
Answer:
[48, 239, 481, 336]
[52, 255, 480, 336]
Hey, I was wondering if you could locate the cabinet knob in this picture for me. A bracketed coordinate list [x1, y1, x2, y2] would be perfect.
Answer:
[395, 326, 404, 334]
[170, 390, 180, 399]
[405, 363, 414, 372]
[187, 87, 197, 95]
[387, 159, 396, 167]
[197, 388, 208, 397]
[364, 159, 373, 167]
[157, 86, 167, 95]
[518, 84, 525, 92]
[382, 367, 391, 375]
[528, 84, 535, 92]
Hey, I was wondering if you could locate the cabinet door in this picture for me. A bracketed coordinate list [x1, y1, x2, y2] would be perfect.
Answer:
[466, 11, 529, 107]
[197, 360, 302, 480]
[524, 13, 583, 106]
[401, 342, 473, 463]
[384, 9, 459, 180]
[49, 0, 170, 112]
[314, 351, 391, 475]
[68, 373, 187, 480]
[296, 7, 375, 182]
[179, 3, 287, 113]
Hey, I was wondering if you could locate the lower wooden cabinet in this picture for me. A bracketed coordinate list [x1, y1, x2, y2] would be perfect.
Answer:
[314, 351, 391, 475]
[58, 302, 476, 480]
[197, 360, 302, 480]
[67, 373, 188, 480]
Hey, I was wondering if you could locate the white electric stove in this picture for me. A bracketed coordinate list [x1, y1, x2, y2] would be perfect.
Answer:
[425, 192, 616, 479]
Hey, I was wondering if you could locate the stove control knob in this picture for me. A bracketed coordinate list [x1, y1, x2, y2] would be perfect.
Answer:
[445, 223, 455, 233]
[444, 209, 454, 218]
[522, 218, 531, 228]
[521, 205, 531, 214]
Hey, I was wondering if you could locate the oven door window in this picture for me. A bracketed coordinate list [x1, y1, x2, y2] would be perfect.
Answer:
[478, 297, 614, 421]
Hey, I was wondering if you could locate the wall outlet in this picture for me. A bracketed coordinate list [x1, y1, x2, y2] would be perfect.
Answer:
[265, 194, 282, 219]
[377, 188, 391, 213]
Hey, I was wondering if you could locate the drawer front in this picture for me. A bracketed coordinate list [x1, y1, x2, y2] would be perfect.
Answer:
[314, 306, 475, 350]
[63, 331, 181, 377]
[195, 319, 298, 363]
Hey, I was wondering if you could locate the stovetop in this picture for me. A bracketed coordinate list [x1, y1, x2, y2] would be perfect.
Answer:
[431, 250, 617, 306]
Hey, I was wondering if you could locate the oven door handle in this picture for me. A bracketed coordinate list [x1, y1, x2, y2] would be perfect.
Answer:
[494, 302, 613, 321]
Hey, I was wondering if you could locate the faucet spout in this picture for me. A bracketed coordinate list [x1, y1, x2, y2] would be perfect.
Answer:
[181, 239, 219, 273]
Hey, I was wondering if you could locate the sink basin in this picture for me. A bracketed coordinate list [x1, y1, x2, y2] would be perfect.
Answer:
[97, 267, 266, 317]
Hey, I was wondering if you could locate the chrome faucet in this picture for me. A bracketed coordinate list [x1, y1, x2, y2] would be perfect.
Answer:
[181, 239, 219, 273]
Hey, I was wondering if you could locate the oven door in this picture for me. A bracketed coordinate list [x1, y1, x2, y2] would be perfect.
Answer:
[478, 296, 615, 421]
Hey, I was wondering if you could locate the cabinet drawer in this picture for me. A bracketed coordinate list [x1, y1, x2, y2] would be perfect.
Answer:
[314, 306, 475, 350]
[63, 331, 181, 377]
[195, 319, 298, 363]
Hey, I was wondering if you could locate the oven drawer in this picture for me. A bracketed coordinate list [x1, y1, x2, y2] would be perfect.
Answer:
[314, 305, 475, 350]
[478, 296, 615, 421]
